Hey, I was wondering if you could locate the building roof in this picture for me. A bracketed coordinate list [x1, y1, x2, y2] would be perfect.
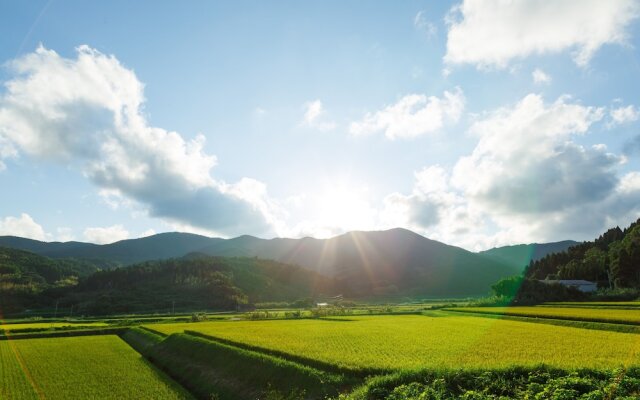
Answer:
[540, 279, 596, 285]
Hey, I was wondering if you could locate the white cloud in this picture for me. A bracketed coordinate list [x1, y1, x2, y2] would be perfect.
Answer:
[383, 94, 640, 250]
[609, 105, 640, 126]
[0, 45, 279, 237]
[445, 0, 640, 69]
[0, 135, 17, 171]
[349, 88, 465, 139]
[83, 225, 129, 244]
[140, 228, 157, 237]
[532, 68, 551, 84]
[452, 94, 610, 215]
[381, 166, 494, 250]
[414, 10, 437, 38]
[301, 100, 336, 131]
[56, 227, 75, 242]
[0, 213, 48, 241]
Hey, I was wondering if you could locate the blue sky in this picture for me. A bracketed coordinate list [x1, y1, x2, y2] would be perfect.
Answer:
[1, 0, 640, 250]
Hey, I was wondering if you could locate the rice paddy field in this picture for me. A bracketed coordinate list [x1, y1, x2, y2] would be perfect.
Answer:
[451, 306, 640, 324]
[148, 314, 640, 372]
[0, 321, 109, 332]
[544, 301, 640, 308]
[0, 335, 192, 399]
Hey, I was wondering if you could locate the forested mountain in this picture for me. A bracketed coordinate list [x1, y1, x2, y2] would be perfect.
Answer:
[0, 232, 220, 266]
[479, 241, 578, 269]
[198, 228, 521, 297]
[0, 228, 522, 297]
[524, 218, 640, 288]
[0, 247, 100, 313]
[63, 256, 339, 315]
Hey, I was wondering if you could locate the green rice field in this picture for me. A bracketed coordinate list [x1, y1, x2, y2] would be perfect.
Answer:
[543, 301, 640, 308]
[148, 314, 640, 372]
[0, 335, 192, 399]
[0, 321, 109, 332]
[452, 306, 640, 324]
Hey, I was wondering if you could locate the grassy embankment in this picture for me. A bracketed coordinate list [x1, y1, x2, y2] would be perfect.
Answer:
[121, 327, 347, 400]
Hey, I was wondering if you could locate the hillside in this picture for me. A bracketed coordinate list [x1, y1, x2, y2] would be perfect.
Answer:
[0, 228, 525, 298]
[479, 241, 578, 270]
[63, 255, 339, 315]
[0, 232, 220, 266]
[524, 218, 640, 288]
[197, 228, 520, 297]
[0, 247, 100, 313]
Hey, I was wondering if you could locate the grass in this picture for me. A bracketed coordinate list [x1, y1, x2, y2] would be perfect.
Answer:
[451, 306, 640, 325]
[0, 335, 192, 399]
[148, 314, 640, 373]
[122, 328, 346, 400]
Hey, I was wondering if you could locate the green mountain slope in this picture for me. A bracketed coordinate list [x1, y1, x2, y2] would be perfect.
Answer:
[0, 247, 100, 313]
[64, 255, 338, 315]
[0, 228, 528, 298]
[479, 241, 578, 270]
[0, 232, 221, 266]
[198, 228, 521, 297]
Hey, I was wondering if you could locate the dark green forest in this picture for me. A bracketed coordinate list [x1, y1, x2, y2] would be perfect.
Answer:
[0, 249, 338, 316]
[0, 247, 100, 314]
[490, 218, 640, 304]
[524, 218, 640, 288]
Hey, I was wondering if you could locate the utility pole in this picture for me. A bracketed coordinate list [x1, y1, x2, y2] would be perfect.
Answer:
[172, 300, 175, 316]
[53, 300, 59, 319]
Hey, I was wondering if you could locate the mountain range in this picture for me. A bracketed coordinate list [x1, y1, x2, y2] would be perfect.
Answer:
[479, 241, 578, 269]
[0, 228, 571, 298]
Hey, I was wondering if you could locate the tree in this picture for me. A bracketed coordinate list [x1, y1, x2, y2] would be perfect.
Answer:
[558, 259, 581, 280]
[491, 276, 523, 298]
[581, 247, 606, 282]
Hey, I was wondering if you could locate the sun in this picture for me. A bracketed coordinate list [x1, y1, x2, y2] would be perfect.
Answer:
[310, 183, 378, 236]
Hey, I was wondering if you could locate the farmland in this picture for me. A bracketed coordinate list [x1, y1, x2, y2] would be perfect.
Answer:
[148, 314, 640, 372]
[0, 335, 192, 399]
[450, 306, 640, 325]
[0, 321, 109, 333]
[543, 301, 640, 308]
[1, 308, 640, 399]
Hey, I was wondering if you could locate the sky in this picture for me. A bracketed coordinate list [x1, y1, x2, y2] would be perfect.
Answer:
[1, 0, 640, 250]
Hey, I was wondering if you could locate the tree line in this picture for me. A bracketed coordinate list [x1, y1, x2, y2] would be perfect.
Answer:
[524, 218, 640, 288]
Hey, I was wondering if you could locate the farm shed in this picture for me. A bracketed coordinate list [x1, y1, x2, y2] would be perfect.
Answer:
[539, 279, 597, 293]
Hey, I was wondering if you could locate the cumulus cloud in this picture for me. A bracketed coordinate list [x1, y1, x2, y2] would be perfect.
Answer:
[56, 227, 75, 242]
[384, 94, 640, 250]
[532, 68, 551, 84]
[383, 166, 453, 229]
[452, 94, 612, 215]
[0, 213, 48, 241]
[349, 88, 465, 139]
[83, 224, 129, 244]
[381, 166, 490, 250]
[609, 105, 640, 126]
[0, 45, 278, 237]
[301, 100, 336, 131]
[139, 228, 157, 238]
[445, 0, 640, 69]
